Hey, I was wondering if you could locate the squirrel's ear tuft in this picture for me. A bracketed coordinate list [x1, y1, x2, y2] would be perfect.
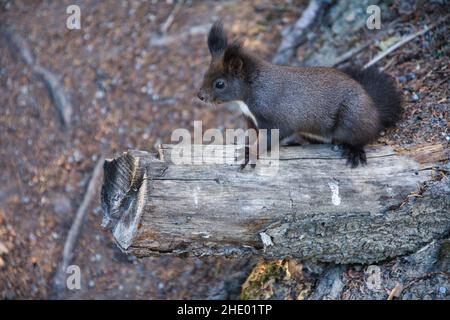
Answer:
[223, 41, 244, 75]
[208, 20, 227, 58]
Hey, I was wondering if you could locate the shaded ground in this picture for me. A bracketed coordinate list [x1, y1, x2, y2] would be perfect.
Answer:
[0, 0, 448, 299]
[0, 0, 298, 300]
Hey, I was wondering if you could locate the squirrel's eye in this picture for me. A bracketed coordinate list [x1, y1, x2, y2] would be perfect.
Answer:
[215, 80, 225, 89]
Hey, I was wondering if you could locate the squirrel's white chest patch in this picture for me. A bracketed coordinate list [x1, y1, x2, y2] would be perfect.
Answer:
[233, 100, 258, 127]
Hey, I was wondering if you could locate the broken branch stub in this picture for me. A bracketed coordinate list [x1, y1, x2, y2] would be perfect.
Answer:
[101, 144, 450, 264]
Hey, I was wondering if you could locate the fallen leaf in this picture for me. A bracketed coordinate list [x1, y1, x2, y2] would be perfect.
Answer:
[387, 282, 403, 300]
[0, 242, 9, 255]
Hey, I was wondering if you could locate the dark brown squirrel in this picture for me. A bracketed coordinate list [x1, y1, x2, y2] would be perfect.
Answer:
[197, 21, 403, 168]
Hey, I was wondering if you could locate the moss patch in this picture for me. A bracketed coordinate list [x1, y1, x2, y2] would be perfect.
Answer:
[241, 259, 313, 300]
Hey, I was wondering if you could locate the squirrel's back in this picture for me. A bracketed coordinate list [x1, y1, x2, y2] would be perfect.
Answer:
[249, 64, 382, 137]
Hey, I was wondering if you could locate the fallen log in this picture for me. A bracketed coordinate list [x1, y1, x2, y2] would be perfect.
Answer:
[101, 144, 449, 264]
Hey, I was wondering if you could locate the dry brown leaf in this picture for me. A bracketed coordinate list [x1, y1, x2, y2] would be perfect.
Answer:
[0, 242, 9, 255]
[387, 282, 403, 300]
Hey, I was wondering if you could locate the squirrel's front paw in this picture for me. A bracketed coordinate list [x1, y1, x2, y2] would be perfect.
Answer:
[237, 146, 257, 170]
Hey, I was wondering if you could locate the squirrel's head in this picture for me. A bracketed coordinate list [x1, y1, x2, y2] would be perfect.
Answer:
[197, 21, 249, 104]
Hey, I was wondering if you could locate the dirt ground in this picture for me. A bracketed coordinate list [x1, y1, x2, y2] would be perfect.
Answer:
[0, 0, 448, 299]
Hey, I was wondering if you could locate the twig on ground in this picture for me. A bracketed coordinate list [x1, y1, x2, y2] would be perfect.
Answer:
[33, 65, 73, 127]
[150, 23, 210, 47]
[363, 16, 448, 69]
[330, 42, 371, 67]
[160, 0, 184, 34]
[1, 27, 73, 128]
[272, 0, 323, 65]
[330, 18, 403, 67]
[52, 156, 105, 295]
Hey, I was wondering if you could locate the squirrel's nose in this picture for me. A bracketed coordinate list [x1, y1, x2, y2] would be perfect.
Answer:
[197, 91, 206, 102]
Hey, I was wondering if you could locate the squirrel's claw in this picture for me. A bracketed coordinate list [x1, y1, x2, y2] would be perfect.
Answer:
[240, 162, 256, 170]
[238, 146, 257, 170]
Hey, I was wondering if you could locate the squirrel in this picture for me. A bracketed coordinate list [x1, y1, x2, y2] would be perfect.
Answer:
[197, 21, 403, 168]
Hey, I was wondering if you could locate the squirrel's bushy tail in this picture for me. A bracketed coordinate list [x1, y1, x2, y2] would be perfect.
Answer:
[342, 66, 403, 129]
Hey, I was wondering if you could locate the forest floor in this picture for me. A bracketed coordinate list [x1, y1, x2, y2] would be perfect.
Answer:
[0, 0, 448, 299]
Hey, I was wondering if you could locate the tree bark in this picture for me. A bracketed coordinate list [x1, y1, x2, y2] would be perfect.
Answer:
[101, 143, 449, 264]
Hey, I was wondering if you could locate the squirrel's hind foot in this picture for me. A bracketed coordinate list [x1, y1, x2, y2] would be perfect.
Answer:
[342, 144, 367, 168]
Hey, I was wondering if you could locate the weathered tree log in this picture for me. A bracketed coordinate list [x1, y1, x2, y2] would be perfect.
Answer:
[101, 144, 450, 264]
